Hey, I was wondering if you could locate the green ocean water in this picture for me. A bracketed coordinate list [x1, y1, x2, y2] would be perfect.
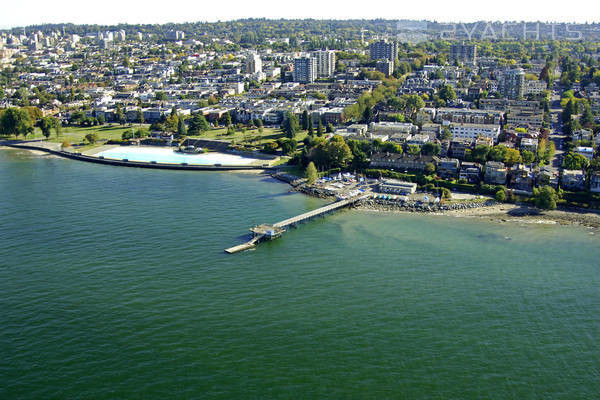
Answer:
[1, 148, 600, 399]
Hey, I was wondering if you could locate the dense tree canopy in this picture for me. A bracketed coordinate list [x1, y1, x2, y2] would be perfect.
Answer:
[0, 108, 33, 137]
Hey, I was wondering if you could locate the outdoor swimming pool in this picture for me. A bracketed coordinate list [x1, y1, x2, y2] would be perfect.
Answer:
[96, 146, 258, 165]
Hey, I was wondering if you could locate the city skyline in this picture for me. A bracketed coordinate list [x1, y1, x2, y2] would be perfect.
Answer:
[1, 0, 598, 29]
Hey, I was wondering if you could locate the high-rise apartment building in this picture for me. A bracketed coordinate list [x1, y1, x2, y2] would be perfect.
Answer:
[500, 68, 525, 100]
[313, 50, 335, 78]
[293, 56, 317, 83]
[246, 53, 263, 74]
[369, 40, 398, 61]
[450, 43, 477, 65]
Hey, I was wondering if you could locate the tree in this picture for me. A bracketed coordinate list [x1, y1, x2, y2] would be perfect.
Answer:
[495, 189, 506, 202]
[308, 136, 353, 169]
[24, 106, 43, 122]
[404, 94, 425, 119]
[0, 108, 33, 137]
[326, 123, 334, 133]
[137, 109, 144, 124]
[581, 103, 594, 128]
[324, 136, 353, 168]
[362, 106, 373, 123]
[421, 142, 441, 156]
[381, 142, 403, 154]
[563, 152, 590, 170]
[534, 186, 557, 210]
[424, 162, 436, 175]
[165, 112, 179, 133]
[188, 113, 210, 134]
[305, 161, 318, 184]
[277, 138, 297, 155]
[407, 144, 421, 155]
[84, 133, 98, 144]
[317, 118, 324, 136]
[37, 116, 60, 139]
[504, 148, 522, 166]
[537, 139, 555, 165]
[521, 150, 535, 164]
[220, 112, 232, 127]
[488, 145, 508, 162]
[177, 116, 187, 136]
[302, 110, 309, 130]
[471, 144, 490, 163]
[116, 106, 125, 125]
[438, 85, 456, 102]
[307, 114, 313, 135]
[440, 127, 452, 141]
[282, 112, 299, 138]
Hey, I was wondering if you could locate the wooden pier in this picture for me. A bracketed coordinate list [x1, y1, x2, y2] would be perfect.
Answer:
[225, 194, 368, 254]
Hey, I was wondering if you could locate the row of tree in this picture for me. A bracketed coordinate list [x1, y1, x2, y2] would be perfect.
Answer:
[0, 107, 61, 139]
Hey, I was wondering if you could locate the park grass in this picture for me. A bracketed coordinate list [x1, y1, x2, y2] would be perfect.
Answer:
[188, 127, 308, 146]
[3, 124, 149, 144]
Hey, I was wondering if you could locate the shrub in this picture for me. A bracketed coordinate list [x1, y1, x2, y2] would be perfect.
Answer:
[495, 189, 506, 202]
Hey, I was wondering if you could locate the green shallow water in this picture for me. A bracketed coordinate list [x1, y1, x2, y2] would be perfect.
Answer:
[1, 148, 600, 399]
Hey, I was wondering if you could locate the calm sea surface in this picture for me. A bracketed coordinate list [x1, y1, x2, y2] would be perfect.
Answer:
[2, 148, 600, 399]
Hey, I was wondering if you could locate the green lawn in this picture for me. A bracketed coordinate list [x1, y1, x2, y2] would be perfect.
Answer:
[3, 124, 149, 144]
[189, 127, 308, 146]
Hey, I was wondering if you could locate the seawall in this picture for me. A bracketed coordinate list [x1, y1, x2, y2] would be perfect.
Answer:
[4, 142, 276, 172]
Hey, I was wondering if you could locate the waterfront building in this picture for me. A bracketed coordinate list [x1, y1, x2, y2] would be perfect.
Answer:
[377, 179, 417, 194]
[459, 162, 482, 184]
[590, 172, 600, 193]
[484, 161, 507, 185]
[562, 170, 586, 191]
[438, 158, 460, 179]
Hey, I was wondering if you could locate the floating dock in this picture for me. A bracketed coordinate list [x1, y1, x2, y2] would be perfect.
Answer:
[225, 194, 368, 254]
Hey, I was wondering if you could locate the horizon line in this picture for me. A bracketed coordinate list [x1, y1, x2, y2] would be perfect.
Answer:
[2, 18, 600, 31]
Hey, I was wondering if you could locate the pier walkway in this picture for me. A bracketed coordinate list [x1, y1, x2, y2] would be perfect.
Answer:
[273, 195, 367, 229]
[225, 194, 369, 254]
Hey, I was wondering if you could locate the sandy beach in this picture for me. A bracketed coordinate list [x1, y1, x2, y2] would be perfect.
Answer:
[357, 201, 600, 229]
[444, 203, 600, 228]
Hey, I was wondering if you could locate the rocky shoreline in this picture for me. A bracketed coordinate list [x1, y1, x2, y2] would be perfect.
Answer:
[270, 172, 600, 229]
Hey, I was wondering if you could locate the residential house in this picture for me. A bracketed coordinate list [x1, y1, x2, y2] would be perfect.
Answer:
[590, 172, 600, 193]
[370, 152, 438, 171]
[438, 158, 460, 179]
[520, 138, 539, 153]
[484, 161, 507, 185]
[561, 170, 586, 191]
[450, 138, 473, 159]
[572, 129, 593, 142]
[459, 162, 482, 183]
[574, 146, 594, 160]
[536, 166, 559, 188]
[510, 165, 535, 193]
